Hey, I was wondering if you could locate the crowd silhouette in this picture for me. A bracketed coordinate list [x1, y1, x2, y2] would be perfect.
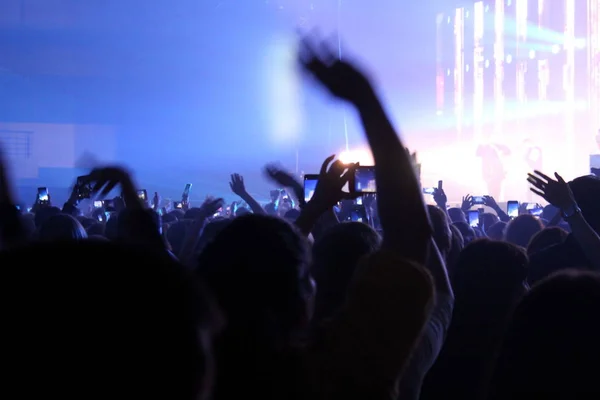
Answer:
[1, 36, 599, 400]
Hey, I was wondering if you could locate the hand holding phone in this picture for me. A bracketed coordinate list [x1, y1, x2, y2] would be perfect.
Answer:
[353, 166, 376, 194]
[468, 210, 480, 227]
[137, 189, 148, 202]
[303, 174, 319, 202]
[472, 196, 486, 205]
[37, 187, 49, 204]
[507, 200, 519, 218]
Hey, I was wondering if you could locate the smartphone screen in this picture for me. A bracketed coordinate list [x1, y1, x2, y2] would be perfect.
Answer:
[507, 200, 519, 218]
[354, 166, 376, 193]
[348, 205, 368, 222]
[472, 196, 485, 205]
[174, 201, 183, 209]
[182, 184, 192, 198]
[303, 175, 319, 202]
[468, 210, 480, 227]
[137, 189, 148, 201]
[93, 200, 103, 208]
[37, 187, 49, 203]
[423, 187, 436, 195]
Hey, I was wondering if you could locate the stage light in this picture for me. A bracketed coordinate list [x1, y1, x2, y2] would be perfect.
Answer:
[466, 64, 470, 72]
[447, 68, 451, 76]
[529, 50, 536, 59]
[506, 54, 513, 63]
[574, 38, 586, 49]
[338, 149, 373, 165]
[485, 59, 490, 68]
[551, 45, 560, 54]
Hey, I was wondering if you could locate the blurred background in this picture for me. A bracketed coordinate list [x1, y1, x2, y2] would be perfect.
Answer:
[0, 0, 597, 204]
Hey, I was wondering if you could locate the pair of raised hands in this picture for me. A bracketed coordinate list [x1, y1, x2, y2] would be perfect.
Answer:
[528, 170, 576, 211]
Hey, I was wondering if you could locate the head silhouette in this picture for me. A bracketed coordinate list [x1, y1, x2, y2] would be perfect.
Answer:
[527, 227, 567, 256]
[489, 271, 600, 399]
[504, 215, 543, 248]
[38, 214, 88, 242]
[569, 175, 600, 233]
[0, 241, 217, 400]
[427, 205, 452, 257]
[312, 222, 380, 323]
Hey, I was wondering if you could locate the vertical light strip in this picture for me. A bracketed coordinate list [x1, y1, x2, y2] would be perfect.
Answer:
[589, 0, 600, 107]
[516, 0, 528, 103]
[538, 0, 547, 100]
[474, 1, 485, 140]
[436, 13, 445, 113]
[494, 0, 505, 133]
[564, 0, 575, 102]
[589, 0, 600, 136]
[454, 7, 465, 135]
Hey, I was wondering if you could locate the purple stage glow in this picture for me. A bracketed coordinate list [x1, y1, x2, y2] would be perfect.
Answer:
[0, 1, 595, 205]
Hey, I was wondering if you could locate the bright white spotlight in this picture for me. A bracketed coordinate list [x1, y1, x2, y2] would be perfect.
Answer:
[529, 50, 536, 59]
[466, 64, 470, 72]
[551, 45, 560, 54]
[485, 59, 490, 68]
[506, 54, 512, 63]
[338, 149, 373, 165]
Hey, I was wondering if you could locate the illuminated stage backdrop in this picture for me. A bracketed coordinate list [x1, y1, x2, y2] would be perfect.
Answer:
[435, 0, 599, 189]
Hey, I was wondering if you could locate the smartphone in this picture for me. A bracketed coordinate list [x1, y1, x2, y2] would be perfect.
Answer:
[507, 200, 519, 218]
[353, 166, 376, 193]
[472, 196, 485, 205]
[137, 189, 148, 201]
[174, 201, 183, 210]
[468, 210, 480, 227]
[102, 199, 115, 211]
[423, 187, 436, 195]
[303, 174, 319, 202]
[182, 183, 192, 198]
[438, 180, 443, 190]
[355, 197, 363, 205]
[15, 205, 21, 211]
[76, 176, 92, 200]
[93, 200, 103, 208]
[529, 207, 543, 217]
[37, 187, 49, 203]
[348, 205, 368, 222]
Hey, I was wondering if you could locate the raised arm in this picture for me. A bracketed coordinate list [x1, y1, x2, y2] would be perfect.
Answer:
[0, 148, 25, 248]
[299, 38, 431, 264]
[529, 171, 600, 270]
[229, 173, 265, 215]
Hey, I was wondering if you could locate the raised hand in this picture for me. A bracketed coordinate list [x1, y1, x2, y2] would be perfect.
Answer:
[229, 173, 247, 197]
[483, 195, 498, 209]
[528, 170, 575, 210]
[433, 188, 447, 207]
[152, 192, 161, 210]
[265, 164, 299, 188]
[308, 155, 358, 214]
[298, 36, 373, 104]
[461, 194, 473, 212]
[198, 197, 225, 219]
[84, 166, 142, 210]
